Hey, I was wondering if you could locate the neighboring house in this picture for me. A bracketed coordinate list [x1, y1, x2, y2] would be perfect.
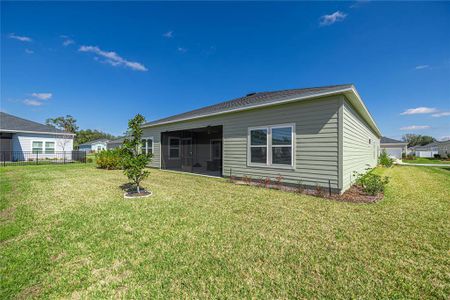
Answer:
[141, 84, 382, 194]
[437, 140, 450, 158]
[78, 139, 109, 152]
[0, 112, 74, 161]
[107, 137, 125, 150]
[380, 137, 407, 159]
[412, 142, 439, 158]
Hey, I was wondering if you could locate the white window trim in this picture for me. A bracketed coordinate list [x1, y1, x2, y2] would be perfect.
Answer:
[210, 139, 222, 160]
[142, 136, 154, 155]
[45, 141, 55, 154]
[247, 123, 295, 170]
[168, 137, 180, 159]
[32, 140, 44, 154]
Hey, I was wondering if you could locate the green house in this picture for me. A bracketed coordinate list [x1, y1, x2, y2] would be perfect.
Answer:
[141, 84, 381, 194]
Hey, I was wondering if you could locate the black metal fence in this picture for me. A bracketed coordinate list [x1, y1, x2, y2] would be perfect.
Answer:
[0, 151, 87, 167]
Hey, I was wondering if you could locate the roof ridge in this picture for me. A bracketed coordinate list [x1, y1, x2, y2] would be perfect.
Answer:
[143, 84, 354, 126]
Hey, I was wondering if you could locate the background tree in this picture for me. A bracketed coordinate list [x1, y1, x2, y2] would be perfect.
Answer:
[121, 114, 151, 194]
[402, 134, 436, 147]
[76, 129, 116, 146]
[46, 115, 79, 133]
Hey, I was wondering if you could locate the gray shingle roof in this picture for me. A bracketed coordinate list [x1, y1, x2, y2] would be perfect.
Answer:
[143, 84, 354, 127]
[0, 112, 73, 135]
[381, 137, 406, 144]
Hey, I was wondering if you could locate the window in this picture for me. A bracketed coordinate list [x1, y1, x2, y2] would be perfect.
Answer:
[141, 138, 153, 155]
[32, 141, 43, 154]
[271, 127, 292, 165]
[168, 137, 180, 159]
[210, 140, 222, 160]
[45, 142, 55, 154]
[248, 124, 294, 167]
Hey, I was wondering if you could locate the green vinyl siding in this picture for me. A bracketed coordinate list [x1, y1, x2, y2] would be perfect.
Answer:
[143, 95, 341, 190]
[341, 98, 380, 192]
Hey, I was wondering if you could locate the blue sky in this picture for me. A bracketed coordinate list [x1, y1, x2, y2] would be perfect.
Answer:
[1, 1, 449, 139]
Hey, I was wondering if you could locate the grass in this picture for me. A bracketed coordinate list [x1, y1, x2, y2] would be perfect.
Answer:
[1, 164, 449, 298]
[403, 157, 450, 164]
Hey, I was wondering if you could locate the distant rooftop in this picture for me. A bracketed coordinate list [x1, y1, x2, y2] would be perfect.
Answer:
[381, 137, 406, 144]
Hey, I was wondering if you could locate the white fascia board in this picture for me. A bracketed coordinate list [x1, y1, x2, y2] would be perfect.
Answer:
[0, 129, 75, 136]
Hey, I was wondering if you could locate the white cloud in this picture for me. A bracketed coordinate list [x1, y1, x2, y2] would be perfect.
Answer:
[31, 93, 52, 100]
[23, 99, 43, 106]
[415, 65, 430, 70]
[163, 31, 174, 38]
[79, 45, 148, 72]
[400, 125, 431, 131]
[440, 136, 450, 141]
[177, 47, 187, 53]
[400, 107, 438, 115]
[9, 33, 32, 42]
[25, 49, 34, 54]
[63, 39, 75, 46]
[319, 11, 347, 26]
[432, 111, 450, 117]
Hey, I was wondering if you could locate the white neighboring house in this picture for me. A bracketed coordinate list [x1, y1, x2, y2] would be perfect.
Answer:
[78, 139, 110, 152]
[411, 142, 439, 158]
[0, 112, 74, 161]
[380, 137, 407, 159]
[437, 140, 450, 158]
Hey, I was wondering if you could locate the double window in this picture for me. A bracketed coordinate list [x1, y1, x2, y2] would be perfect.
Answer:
[32, 141, 55, 154]
[168, 137, 180, 159]
[45, 142, 55, 154]
[141, 138, 153, 155]
[248, 124, 295, 168]
[32, 141, 43, 154]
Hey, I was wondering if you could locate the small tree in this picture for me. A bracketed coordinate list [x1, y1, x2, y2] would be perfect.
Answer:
[121, 114, 151, 193]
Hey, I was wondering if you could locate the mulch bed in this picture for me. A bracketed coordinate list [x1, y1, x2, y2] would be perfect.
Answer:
[334, 185, 383, 203]
[233, 180, 383, 204]
[123, 190, 152, 199]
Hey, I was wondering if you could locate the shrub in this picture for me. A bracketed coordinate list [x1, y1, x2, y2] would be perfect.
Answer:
[354, 172, 389, 196]
[433, 154, 441, 159]
[379, 150, 394, 167]
[95, 149, 122, 170]
[121, 114, 152, 193]
[86, 157, 93, 163]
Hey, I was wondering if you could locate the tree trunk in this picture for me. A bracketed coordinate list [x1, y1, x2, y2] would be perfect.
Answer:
[136, 182, 140, 193]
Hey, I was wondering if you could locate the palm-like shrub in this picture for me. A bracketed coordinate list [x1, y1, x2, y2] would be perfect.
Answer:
[379, 150, 394, 167]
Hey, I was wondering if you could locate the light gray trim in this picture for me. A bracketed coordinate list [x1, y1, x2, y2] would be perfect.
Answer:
[247, 123, 295, 170]
[338, 96, 344, 191]
[0, 129, 75, 136]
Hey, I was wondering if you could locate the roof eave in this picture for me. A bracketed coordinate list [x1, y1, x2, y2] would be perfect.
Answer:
[142, 86, 382, 137]
[0, 129, 75, 136]
[343, 87, 382, 137]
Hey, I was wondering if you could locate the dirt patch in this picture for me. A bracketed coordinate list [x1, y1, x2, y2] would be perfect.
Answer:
[17, 284, 42, 299]
[0, 206, 16, 222]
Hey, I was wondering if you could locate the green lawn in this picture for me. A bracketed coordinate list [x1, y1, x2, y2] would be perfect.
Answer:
[1, 164, 449, 298]
[403, 157, 450, 164]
